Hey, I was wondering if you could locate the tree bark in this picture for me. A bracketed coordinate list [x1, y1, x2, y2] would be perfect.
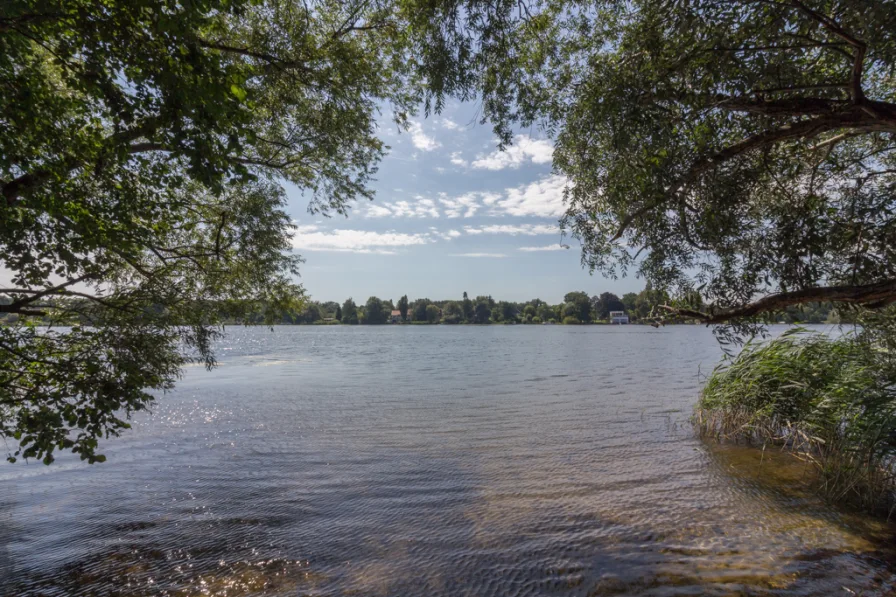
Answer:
[661, 279, 896, 323]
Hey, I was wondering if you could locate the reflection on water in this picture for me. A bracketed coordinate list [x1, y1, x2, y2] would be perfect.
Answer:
[1, 325, 893, 596]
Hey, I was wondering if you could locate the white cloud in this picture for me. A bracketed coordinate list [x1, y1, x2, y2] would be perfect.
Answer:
[471, 135, 554, 170]
[362, 175, 566, 221]
[519, 244, 568, 252]
[291, 225, 431, 254]
[392, 199, 439, 218]
[364, 197, 440, 219]
[417, 198, 441, 217]
[433, 228, 463, 240]
[441, 118, 461, 130]
[449, 152, 468, 167]
[492, 174, 567, 217]
[291, 221, 565, 257]
[439, 192, 481, 218]
[408, 122, 440, 151]
[463, 223, 559, 236]
[481, 192, 501, 206]
[365, 204, 393, 218]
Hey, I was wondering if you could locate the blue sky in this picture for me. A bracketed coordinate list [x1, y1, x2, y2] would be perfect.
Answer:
[286, 102, 644, 304]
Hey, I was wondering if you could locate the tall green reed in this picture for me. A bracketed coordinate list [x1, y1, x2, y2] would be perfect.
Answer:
[697, 327, 896, 516]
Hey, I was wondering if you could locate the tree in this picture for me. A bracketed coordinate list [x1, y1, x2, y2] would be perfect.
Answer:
[594, 292, 626, 320]
[341, 298, 359, 325]
[461, 293, 474, 322]
[364, 296, 387, 324]
[398, 295, 409, 322]
[299, 303, 323, 324]
[635, 286, 672, 321]
[442, 301, 463, 324]
[412, 299, 430, 322]
[0, 0, 494, 463]
[564, 291, 592, 322]
[537, 303, 555, 323]
[425, 304, 441, 323]
[622, 293, 639, 319]
[562, 302, 579, 319]
[497, 301, 517, 323]
[476, 295, 496, 309]
[491, 304, 502, 323]
[334, 304, 342, 322]
[522, 304, 537, 322]
[472, 302, 491, 324]
[527, 298, 544, 311]
[420, 0, 896, 333]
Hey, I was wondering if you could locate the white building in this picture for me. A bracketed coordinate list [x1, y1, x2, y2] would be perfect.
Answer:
[609, 310, 629, 324]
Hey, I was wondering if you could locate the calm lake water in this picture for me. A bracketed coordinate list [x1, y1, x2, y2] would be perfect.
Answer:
[1, 325, 894, 596]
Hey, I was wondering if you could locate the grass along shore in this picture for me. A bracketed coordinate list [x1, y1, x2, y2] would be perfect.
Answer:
[696, 328, 896, 517]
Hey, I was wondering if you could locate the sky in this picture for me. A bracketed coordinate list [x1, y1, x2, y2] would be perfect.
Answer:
[287, 102, 645, 305]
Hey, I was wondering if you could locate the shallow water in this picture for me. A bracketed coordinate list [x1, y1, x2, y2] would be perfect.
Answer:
[1, 325, 893, 596]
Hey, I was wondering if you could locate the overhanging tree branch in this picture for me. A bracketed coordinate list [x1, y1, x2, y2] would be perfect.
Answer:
[0, 274, 98, 316]
[0, 306, 47, 317]
[0, 13, 65, 33]
[611, 109, 896, 242]
[1, 119, 161, 207]
[660, 279, 896, 323]
[789, 0, 865, 49]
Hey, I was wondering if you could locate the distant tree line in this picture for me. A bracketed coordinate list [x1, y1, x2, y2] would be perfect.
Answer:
[204, 287, 841, 326]
[0, 288, 843, 328]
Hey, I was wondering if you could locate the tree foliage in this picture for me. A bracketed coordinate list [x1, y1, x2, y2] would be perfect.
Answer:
[412, 299, 430, 322]
[341, 298, 359, 325]
[592, 292, 624, 320]
[297, 303, 323, 324]
[0, 0, 489, 463]
[563, 291, 592, 321]
[472, 302, 491, 324]
[536, 303, 555, 322]
[13, 0, 888, 463]
[364, 296, 387, 324]
[461, 293, 474, 321]
[397, 294, 409, 321]
[418, 0, 896, 333]
[442, 301, 463, 323]
[425, 303, 441, 323]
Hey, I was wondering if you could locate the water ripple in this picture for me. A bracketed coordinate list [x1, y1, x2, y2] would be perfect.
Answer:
[1, 325, 894, 596]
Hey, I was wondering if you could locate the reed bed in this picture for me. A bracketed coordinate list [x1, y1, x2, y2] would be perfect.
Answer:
[696, 328, 896, 516]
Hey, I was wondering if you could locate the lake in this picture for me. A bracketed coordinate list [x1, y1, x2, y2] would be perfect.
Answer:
[1, 325, 894, 596]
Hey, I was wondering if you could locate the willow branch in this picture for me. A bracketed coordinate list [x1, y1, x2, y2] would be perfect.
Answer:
[0, 274, 98, 310]
[2, 119, 161, 206]
[611, 110, 896, 241]
[661, 279, 896, 323]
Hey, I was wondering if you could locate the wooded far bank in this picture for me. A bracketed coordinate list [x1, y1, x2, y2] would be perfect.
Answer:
[241, 289, 844, 326]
